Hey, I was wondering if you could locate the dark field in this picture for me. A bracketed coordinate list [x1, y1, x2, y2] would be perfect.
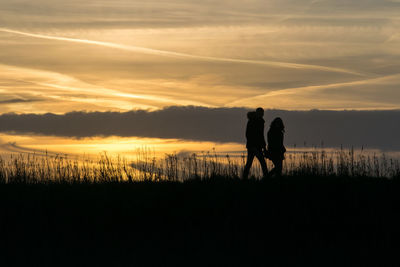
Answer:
[2, 176, 400, 267]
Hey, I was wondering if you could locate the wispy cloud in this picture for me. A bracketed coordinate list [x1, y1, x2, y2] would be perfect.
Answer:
[0, 28, 364, 76]
[225, 73, 400, 110]
[228, 73, 400, 102]
[0, 98, 42, 105]
[0, 64, 212, 113]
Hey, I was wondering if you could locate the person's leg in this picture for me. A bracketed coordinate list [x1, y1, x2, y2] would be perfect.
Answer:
[255, 149, 269, 178]
[269, 166, 276, 177]
[242, 149, 255, 179]
[275, 159, 283, 176]
[271, 159, 282, 177]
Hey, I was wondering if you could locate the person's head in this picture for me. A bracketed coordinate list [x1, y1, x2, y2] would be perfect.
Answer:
[255, 107, 264, 118]
[270, 117, 285, 131]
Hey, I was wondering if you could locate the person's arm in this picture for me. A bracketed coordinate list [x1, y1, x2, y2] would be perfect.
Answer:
[261, 123, 267, 151]
[280, 132, 286, 153]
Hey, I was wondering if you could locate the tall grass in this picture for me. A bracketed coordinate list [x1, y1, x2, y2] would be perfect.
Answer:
[0, 148, 399, 184]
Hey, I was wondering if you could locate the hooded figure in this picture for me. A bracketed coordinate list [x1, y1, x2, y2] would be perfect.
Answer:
[246, 111, 266, 149]
[242, 108, 268, 179]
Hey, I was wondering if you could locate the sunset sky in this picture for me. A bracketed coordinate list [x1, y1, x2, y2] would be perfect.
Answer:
[0, 0, 400, 156]
[1, 0, 400, 114]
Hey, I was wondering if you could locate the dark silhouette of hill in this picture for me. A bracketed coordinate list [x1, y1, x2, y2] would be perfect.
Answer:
[1, 177, 400, 266]
[0, 106, 399, 150]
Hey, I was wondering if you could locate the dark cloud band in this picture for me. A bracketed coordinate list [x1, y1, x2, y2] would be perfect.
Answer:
[0, 106, 399, 150]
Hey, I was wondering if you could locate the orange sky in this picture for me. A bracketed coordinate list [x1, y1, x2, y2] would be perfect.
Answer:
[0, 0, 399, 114]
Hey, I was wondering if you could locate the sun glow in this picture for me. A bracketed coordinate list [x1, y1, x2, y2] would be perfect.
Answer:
[0, 134, 244, 160]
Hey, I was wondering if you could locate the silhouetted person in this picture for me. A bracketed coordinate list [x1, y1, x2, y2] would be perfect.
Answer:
[266, 117, 286, 177]
[242, 107, 268, 179]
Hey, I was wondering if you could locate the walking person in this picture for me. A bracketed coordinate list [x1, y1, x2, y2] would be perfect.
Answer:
[266, 117, 286, 177]
[242, 107, 269, 179]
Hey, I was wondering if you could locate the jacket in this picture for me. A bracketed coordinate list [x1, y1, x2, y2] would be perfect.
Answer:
[246, 116, 266, 149]
[267, 129, 286, 159]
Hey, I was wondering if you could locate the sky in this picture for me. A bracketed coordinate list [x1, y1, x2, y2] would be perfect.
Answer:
[0, 0, 400, 156]
[0, 0, 400, 114]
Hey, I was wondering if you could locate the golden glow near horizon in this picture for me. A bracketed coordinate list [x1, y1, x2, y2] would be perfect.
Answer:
[2, 134, 398, 162]
[0, 133, 245, 159]
[0, 0, 399, 114]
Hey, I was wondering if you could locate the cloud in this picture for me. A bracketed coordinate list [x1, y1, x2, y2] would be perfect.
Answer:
[0, 0, 399, 113]
[0, 106, 399, 150]
[226, 74, 400, 110]
[0, 98, 42, 105]
[0, 28, 363, 75]
[0, 64, 213, 113]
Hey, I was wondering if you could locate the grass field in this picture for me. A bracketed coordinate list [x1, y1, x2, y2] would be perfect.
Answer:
[1, 151, 400, 266]
[1, 148, 399, 183]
